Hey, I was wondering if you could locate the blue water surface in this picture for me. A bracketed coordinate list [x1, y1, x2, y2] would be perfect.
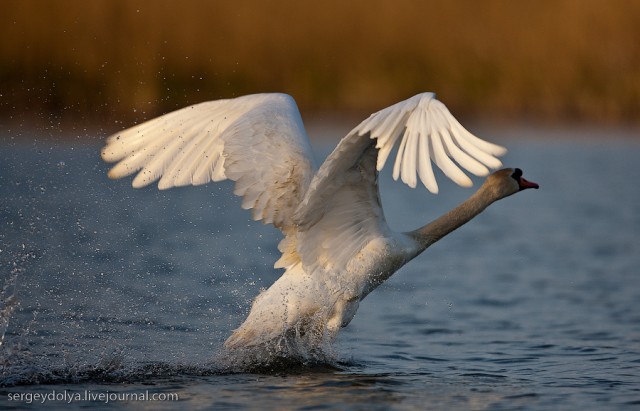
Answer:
[0, 127, 639, 410]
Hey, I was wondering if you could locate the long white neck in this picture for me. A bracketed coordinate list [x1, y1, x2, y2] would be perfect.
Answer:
[407, 185, 501, 253]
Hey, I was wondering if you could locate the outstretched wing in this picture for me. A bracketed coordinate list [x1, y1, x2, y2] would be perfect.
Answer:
[359, 92, 505, 191]
[296, 92, 506, 228]
[292, 93, 506, 276]
[101, 93, 316, 231]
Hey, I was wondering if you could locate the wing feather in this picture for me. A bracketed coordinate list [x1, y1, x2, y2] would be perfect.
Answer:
[431, 124, 473, 187]
[372, 106, 403, 148]
[296, 145, 386, 276]
[392, 127, 409, 182]
[102, 93, 316, 231]
[401, 127, 419, 188]
[296, 92, 506, 227]
[192, 138, 226, 185]
[160, 133, 221, 188]
[439, 129, 489, 177]
[417, 126, 437, 192]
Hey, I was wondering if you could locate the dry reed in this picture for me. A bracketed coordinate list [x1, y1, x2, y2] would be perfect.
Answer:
[2, 0, 639, 126]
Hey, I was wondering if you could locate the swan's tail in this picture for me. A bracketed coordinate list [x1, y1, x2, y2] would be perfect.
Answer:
[223, 316, 336, 369]
[223, 302, 337, 368]
[223, 284, 294, 350]
[223, 305, 328, 350]
[224, 321, 282, 349]
[222, 267, 339, 363]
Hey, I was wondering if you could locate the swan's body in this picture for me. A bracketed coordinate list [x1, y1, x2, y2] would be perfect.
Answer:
[101, 93, 538, 351]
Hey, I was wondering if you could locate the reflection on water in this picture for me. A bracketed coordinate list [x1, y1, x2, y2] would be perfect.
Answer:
[0, 129, 639, 409]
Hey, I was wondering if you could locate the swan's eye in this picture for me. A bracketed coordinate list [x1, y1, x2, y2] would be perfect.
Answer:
[511, 168, 523, 182]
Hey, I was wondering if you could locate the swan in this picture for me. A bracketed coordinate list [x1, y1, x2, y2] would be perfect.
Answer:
[101, 92, 538, 352]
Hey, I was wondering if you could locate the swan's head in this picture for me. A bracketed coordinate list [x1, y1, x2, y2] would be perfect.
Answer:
[484, 168, 539, 199]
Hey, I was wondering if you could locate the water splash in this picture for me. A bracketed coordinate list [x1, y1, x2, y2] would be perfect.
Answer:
[0, 347, 343, 387]
[0, 246, 32, 349]
[0, 277, 19, 349]
[216, 331, 340, 374]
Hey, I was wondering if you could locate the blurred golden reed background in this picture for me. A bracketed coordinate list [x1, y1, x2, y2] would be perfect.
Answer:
[2, 0, 640, 130]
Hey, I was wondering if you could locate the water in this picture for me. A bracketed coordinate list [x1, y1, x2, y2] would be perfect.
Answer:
[1, 127, 639, 409]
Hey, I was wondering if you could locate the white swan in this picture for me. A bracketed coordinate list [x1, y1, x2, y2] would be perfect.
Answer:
[101, 93, 538, 351]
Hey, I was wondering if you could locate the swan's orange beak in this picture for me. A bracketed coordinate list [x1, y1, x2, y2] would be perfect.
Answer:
[518, 177, 539, 190]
